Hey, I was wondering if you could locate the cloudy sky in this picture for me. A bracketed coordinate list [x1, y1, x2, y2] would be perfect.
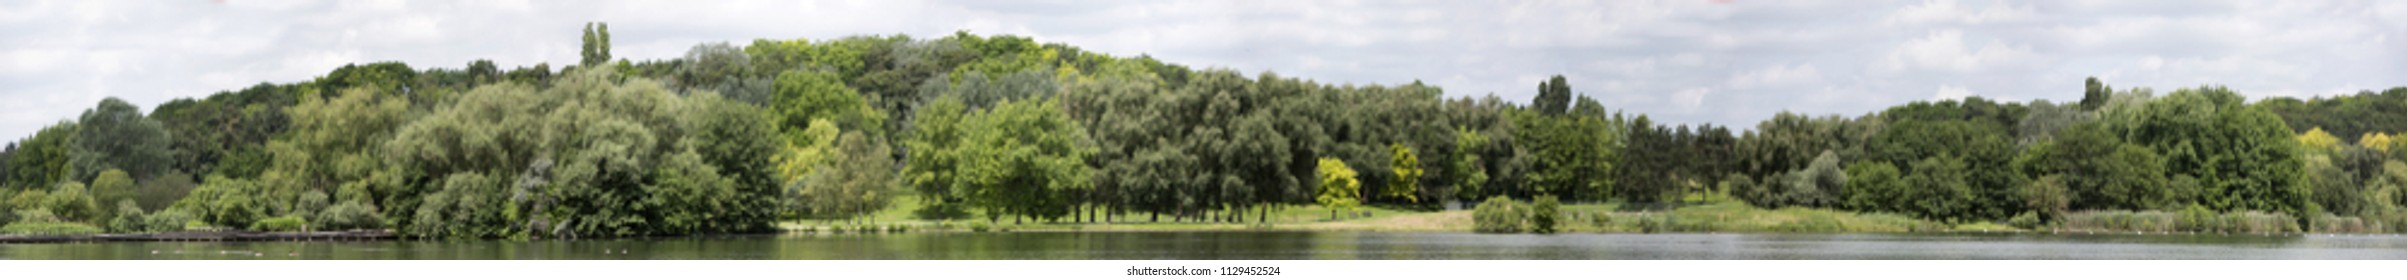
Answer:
[4, 0, 2404, 141]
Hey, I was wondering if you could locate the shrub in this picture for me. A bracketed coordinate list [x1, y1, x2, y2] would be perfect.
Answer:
[0, 222, 104, 236]
[109, 200, 147, 233]
[1472, 196, 1523, 233]
[2006, 211, 2042, 229]
[2178, 204, 2215, 232]
[1530, 195, 1560, 234]
[314, 201, 382, 230]
[971, 222, 992, 233]
[144, 209, 193, 232]
[249, 215, 309, 232]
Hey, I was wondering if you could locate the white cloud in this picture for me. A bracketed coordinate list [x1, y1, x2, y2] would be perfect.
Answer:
[1726, 64, 1820, 90]
[1933, 85, 1975, 101]
[1885, 0, 2034, 25]
[1878, 29, 2038, 73]
[1672, 87, 1712, 112]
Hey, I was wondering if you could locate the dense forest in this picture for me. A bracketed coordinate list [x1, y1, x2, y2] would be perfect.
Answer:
[5, 23, 2407, 238]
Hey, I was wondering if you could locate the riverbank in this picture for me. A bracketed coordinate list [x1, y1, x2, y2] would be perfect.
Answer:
[776, 199, 2022, 234]
[0, 230, 395, 244]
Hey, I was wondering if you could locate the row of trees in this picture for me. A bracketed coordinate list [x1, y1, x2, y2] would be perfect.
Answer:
[8, 23, 2407, 237]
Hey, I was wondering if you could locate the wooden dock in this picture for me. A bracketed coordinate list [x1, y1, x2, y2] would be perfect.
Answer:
[0, 230, 396, 243]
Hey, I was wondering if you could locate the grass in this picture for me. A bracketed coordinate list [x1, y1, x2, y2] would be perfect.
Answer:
[0, 222, 106, 236]
[1555, 202, 1948, 233]
[776, 195, 2003, 234]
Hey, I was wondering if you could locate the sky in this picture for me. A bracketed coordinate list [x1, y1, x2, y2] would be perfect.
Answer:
[3, 0, 2404, 141]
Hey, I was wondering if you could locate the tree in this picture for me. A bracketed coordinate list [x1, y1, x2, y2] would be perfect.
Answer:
[2014, 123, 2170, 211]
[2304, 155, 2362, 216]
[1901, 155, 1973, 220]
[5, 123, 75, 189]
[954, 98, 1092, 223]
[88, 169, 135, 221]
[1386, 144, 1422, 203]
[1843, 162, 1905, 213]
[2080, 77, 2113, 110]
[380, 66, 778, 238]
[2362, 132, 2397, 153]
[2298, 127, 2342, 153]
[772, 70, 887, 138]
[71, 97, 175, 181]
[801, 131, 899, 222]
[1316, 157, 1360, 220]
[1782, 150, 1845, 208]
[2023, 174, 2072, 221]
[581, 22, 612, 67]
[2120, 87, 2305, 214]
[903, 95, 971, 220]
[1532, 75, 1571, 115]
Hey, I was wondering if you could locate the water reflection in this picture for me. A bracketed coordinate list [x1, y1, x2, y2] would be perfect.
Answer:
[4, 231, 2404, 260]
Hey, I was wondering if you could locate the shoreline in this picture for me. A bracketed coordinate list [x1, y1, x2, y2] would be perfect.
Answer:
[0, 230, 397, 244]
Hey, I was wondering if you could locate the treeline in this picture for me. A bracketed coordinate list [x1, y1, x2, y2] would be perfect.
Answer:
[6, 23, 2407, 237]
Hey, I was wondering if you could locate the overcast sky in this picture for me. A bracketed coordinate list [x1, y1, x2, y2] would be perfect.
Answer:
[4, 0, 2404, 141]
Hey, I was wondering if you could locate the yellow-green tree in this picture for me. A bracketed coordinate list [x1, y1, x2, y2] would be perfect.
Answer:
[2299, 127, 2341, 153]
[1387, 144, 1421, 203]
[1316, 157, 1360, 220]
[2362, 132, 2397, 153]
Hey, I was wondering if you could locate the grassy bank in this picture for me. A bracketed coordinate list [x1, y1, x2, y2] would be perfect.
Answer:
[779, 197, 2001, 234]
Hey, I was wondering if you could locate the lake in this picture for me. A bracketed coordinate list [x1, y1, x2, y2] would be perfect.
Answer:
[5, 231, 2406, 260]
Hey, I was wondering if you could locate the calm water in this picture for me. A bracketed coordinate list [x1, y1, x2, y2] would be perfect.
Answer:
[5, 231, 2407, 260]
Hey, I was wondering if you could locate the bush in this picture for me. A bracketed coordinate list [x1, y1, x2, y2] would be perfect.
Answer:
[2006, 212, 2042, 229]
[2063, 209, 2296, 234]
[145, 209, 193, 232]
[1472, 196, 1523, 233]
[249, 215, 309, 232]
[314, 201, 382, 230]
[109, 200, 147, 233]
[1530, 195, 1560, 234]
[0, 222, 104, 236]
[970, 222, 992, 233]
[12, 208, 59, 223]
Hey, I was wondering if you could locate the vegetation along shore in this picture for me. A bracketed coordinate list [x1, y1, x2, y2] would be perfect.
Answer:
[8, 23, 2407, 241]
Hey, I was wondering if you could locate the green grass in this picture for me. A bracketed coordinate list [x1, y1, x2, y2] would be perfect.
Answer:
[0, 222, 106, 236]
[778, 195, 1988, 234]
[1556, 202, 1948, 233]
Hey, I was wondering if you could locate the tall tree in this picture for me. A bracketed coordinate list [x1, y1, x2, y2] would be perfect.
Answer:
[71, 97, 174, 181]
[581, 22, 612, 67]
[1533, 75, 1572, 115]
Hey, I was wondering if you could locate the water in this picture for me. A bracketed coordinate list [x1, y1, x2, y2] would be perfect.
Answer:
[6, 231, 2407, 260]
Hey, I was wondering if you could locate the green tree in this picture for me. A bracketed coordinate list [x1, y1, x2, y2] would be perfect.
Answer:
[2014, 123, 2170, 210]
[1843, 162, 1905, 213]
[71, 97, 175, 181]
[381, 66, 778, 238]
[903, 95, 972, 220]
[4, 123, 76, 189]
[772, 70, 887, 138]
[802, 131, 899, 222]
[1316, 157, 1360, 220]
[1532, 75, 1571, 115]
[581, 22, 612, 67]
[954, 98, 1091, 223]
[2023, 174, 2072, 221]
[2120, 87, 2305, 214]
[87, 169, 135, 221]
